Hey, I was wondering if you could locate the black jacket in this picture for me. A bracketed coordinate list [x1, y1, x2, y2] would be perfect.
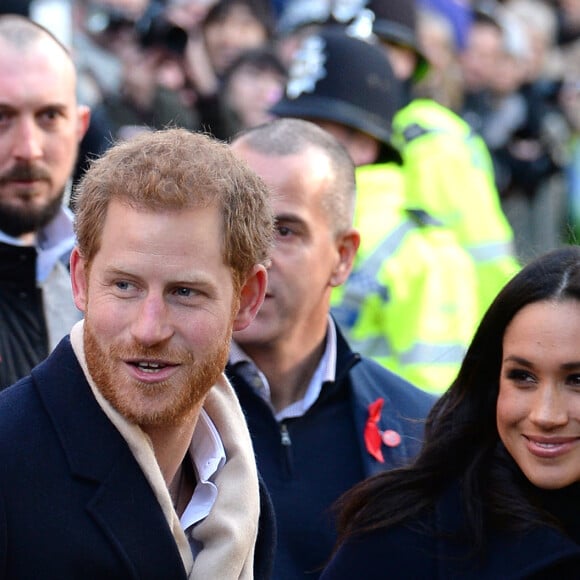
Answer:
[227, 325, 435, 579]
[0, 241, 49, 389]
[0, 337, 276, 578]
[321, 480, 580, 579]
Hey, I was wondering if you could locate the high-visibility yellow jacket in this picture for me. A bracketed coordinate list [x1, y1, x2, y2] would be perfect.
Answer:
[393, 99, 520, 316]
[332, 163, 479, 394]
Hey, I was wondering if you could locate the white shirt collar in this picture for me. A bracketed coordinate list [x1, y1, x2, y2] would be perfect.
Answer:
[180, 408, 226, 531]
[230, 315, 338, 420]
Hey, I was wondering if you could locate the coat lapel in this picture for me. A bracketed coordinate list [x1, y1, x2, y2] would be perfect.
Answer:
[351, 364, 408, 476]
[349, 360, 411, 477]
[332, 323, 413, 477]
[32, 338, 187, 579]
[86, 452, 187, 578]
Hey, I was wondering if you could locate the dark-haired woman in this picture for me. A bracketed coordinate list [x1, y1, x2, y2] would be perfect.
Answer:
[322, 246, 580, 579]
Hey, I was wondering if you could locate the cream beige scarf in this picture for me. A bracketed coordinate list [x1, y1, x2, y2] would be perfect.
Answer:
[70, 320, 260, 579]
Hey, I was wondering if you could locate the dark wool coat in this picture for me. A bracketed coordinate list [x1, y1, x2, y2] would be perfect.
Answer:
[321, 481, 580, 579]
[0, 337, 276, 579]
[227, 324, 436, 579]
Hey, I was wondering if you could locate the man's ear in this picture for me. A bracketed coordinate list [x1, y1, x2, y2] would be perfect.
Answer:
[70, 247, 88, 312]
[77, 105, 91, 142]
[233, 264, 268, 331]
[330, 228, 360, 287]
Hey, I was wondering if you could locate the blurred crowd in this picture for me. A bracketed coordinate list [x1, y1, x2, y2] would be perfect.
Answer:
[6, 0, 580, 257]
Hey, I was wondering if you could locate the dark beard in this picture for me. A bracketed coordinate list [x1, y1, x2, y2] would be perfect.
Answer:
[0, 191, 64, 237]
[0, 163, 64, 237]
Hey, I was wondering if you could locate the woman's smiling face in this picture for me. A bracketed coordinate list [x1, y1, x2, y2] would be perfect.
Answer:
[497, 299, 580, 489]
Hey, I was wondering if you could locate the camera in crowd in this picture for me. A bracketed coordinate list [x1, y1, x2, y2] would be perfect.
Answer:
[84, 1, 188, 56]
[135, 1, 188, 55]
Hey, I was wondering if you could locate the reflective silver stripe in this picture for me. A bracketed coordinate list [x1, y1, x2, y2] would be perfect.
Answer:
[352, 219, 415, 280]
[348, 336, 394, 360]
[467, 241, 515, 262]
[399, 343, 466, 365]
[332, 220, 415, 329]
[349, 337, 466, 366]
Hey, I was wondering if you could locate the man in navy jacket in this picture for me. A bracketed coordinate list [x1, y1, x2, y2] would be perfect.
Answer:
[0, 126, 276, 578]
[229, 118, 435, 579]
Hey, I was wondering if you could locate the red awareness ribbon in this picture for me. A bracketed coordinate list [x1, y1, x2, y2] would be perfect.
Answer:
[364, 398, 385, 463]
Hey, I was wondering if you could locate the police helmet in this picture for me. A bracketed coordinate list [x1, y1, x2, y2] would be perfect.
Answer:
[331, 0, 429, 81]
[270, 28, 403, 163]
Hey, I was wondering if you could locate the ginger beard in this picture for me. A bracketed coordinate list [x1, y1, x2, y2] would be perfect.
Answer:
[83, 312, 233, 428]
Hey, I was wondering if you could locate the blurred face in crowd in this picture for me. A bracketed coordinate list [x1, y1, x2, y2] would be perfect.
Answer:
[0, 36, 89, 240]
[417, 14, 455, 72]
[314, 120, 380, 167]
[490, 52, 527, 96]
[224, 63, 285, 129]
[203, 3, 269, 75]
[378, 41, 417, 83]
[497, 299, 580, 490]
[460, 20, 503, 92]
[166, 0, 217, 31]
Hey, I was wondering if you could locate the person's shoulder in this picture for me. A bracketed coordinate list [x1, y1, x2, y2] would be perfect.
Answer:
[395, 98, 470, 136]
[0, 338, 77, 443]
[0, 376, 42, 450]
[320, 511, 438, 579]
[0, 375, 37, 411]
[352, 356, 437, 415]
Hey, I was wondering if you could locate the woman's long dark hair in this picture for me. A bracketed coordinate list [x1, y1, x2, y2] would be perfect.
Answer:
[335, 246, 580, 551]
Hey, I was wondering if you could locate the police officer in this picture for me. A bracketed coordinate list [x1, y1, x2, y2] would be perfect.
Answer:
[340, 0, 521, 316]
[271, 29, 479, 393]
